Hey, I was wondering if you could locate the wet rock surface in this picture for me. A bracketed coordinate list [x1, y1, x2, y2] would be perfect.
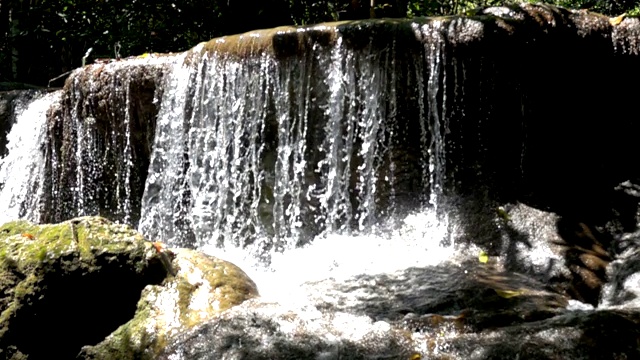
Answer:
[157, 260, 640, 360]
[42, 55, 176, 226]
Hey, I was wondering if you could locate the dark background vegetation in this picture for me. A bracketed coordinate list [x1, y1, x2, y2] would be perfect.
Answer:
[0, 0, 638, 87]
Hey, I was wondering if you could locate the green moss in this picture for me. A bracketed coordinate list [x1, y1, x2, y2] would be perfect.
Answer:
[85, 304, 156, 360]
[176, 278, 200, 327]
[84, 249, 258, 359]
[0, 216, 164, 358]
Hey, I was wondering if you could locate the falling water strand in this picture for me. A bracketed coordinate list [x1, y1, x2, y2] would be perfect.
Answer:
[139, 50, 194, 245]
[272, 49, 317, 249]
[117, 74, 134, 224]
[0, 91, 61, 223]
[422, 21, 448, 209]
[313, 36, 352, 235]
[412, 23, 430, 207]
[380, 45, 399, 223]
[353, 39, 395, 231]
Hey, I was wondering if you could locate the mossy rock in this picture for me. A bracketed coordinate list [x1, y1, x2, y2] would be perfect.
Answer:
[0, 216, 168, 360]
[80, 248, 259, 360]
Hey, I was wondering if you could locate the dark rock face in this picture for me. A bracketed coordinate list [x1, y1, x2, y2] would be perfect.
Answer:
[41, 57, 173, 225]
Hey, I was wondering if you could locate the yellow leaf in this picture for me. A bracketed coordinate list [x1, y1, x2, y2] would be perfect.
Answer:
[496, 206, 510, 221]
[610, 14, 626, 26]
[410, 353, 422, 360]
[495, 289, 522, 299]
[478, 250, 489, 264]
[138, 53, 150, 59]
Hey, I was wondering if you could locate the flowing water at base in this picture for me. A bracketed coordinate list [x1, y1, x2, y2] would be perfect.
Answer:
[210, 208, 470, 301]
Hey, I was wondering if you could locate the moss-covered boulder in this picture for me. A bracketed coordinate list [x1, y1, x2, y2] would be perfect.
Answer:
[79, 248, 259, 360]
[0, 216, 168, 360]
[0, 217, 259, 359]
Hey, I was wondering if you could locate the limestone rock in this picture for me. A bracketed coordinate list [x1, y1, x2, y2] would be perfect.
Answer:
[79, 248, 259, 360]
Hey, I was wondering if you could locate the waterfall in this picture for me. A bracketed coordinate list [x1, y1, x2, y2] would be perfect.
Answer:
[0, 91, 61, 224]
[138, 24, 455, 258]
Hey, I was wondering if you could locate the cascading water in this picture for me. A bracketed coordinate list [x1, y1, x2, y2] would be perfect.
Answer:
[138, 26, 456, 268]
[40, 57, 168, 225]
[0, 91, 61, 224]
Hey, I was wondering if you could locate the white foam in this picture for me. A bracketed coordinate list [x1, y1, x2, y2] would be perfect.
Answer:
[205, 208, 472, 302]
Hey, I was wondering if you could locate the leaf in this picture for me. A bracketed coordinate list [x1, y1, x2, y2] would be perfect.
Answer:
[478, 250, 489, 264]
[496, 207, 510, 222]
[494, 289, 522, 299]
[610, 14, 626, 26]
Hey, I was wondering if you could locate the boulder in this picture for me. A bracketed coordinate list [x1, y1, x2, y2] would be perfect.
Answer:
[0, 216, 167, 359]
[0, 217, 259, 359]
[80, 248, 259, 360]
[157, 261, 572, 359]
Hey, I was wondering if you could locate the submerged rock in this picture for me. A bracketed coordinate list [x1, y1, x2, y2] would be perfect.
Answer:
[158, 298, 417, 360]
[80, 248, 259, 360]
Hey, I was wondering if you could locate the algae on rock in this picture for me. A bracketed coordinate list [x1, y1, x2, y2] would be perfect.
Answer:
[80, 248, 259, 360]
[0, 216, 259, 360]
[0, 216, 168, 360]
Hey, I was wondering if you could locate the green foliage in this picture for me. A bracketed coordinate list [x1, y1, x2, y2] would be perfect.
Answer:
[1, 0, 638, 86]
[1, 0, 292, 84]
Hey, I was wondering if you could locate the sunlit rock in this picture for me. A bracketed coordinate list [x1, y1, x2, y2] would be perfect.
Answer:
[80, 248, 259, 360]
